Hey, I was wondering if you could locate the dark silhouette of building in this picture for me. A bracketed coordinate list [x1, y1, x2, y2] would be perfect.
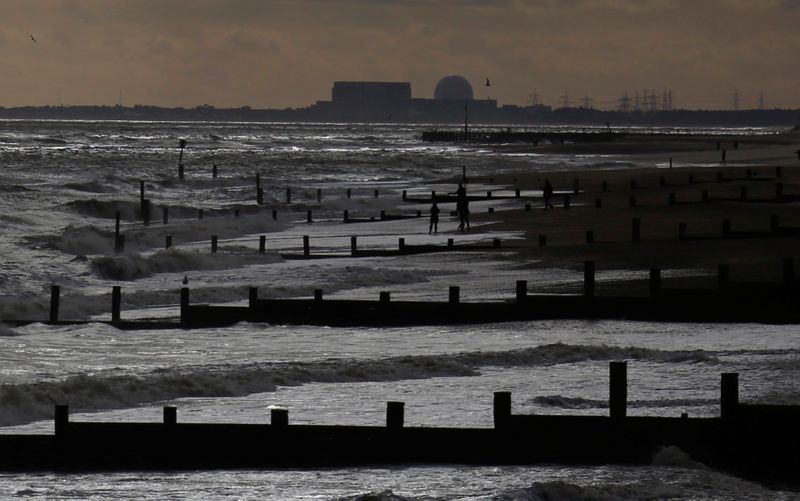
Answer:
[330, 81, 411, 121]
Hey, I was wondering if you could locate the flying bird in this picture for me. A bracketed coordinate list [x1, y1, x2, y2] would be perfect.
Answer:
[29, 33, 37, 44]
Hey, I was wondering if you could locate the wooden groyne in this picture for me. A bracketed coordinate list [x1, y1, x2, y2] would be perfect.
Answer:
[0, 364, 797, 488]
[6, 258, 800, 329]
[421, 130, 623, 144]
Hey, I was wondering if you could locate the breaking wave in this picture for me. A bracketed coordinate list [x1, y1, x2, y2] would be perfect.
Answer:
[531, 395, 718, 410]
[91, 248, 283, 280]
[0, 343, 715, 426]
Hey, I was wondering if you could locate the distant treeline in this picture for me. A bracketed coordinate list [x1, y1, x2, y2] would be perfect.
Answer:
[1, 104, 799, 127]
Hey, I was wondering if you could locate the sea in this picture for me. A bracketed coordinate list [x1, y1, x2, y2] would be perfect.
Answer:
[0, 119, 797, 500]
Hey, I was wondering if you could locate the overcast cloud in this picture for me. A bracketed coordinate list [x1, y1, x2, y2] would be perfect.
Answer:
[0, 0, 797, 108]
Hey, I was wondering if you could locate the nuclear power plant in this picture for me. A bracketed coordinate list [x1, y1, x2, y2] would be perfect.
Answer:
[315, 75, 499, 122]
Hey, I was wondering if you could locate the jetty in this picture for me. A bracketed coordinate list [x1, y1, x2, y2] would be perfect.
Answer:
[0, 364, 796, 489]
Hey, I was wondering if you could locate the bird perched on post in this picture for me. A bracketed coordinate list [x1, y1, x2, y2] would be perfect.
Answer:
[182, 275, 189, 286]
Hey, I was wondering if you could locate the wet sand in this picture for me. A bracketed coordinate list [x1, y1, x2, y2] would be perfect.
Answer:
[465, 131, 800, 291]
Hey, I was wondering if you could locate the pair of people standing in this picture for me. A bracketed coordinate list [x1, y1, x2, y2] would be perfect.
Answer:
[429, 183, 470, 233]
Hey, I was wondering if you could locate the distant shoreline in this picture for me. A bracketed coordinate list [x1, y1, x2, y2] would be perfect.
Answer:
[1, 104, 799, 127]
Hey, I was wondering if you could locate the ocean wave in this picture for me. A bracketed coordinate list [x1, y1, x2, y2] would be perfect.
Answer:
[531, 395, 718, 410]
[65, 199, 141, 219]
[90, 248, 282, 280]
[0, 343, 716, 427]
[336, 491, 428, 501]
[63, 181, 120, 194]
[493, 480, 686, 500]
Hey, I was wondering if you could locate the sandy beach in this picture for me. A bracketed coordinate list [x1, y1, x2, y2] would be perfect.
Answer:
[457, 131, 800, 292]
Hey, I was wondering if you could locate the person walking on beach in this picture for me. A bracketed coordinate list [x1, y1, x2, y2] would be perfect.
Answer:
[429, 201, 440, 234]
[457, 196, 470, 231]
[543, 179, 555, 210]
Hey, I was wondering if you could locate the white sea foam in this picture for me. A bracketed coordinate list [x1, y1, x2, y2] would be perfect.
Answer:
[0, 343, 716, 427]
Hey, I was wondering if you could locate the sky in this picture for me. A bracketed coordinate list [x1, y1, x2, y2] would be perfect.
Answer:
[1, 0, 798, 110]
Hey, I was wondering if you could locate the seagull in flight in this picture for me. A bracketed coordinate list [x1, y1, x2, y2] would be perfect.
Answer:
[29, 33, 37, 44]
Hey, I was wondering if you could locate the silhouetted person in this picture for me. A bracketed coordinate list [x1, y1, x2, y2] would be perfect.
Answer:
[429, 201, 440, 234]
[457, 197, 470, 231]
[543, 179, 555, 210]
[721, 149, 727, 164]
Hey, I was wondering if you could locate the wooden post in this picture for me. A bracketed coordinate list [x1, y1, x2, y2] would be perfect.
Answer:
[211, 236, 218, 253]
[649, 268, 661, 296]
[115, 211, 121, 237]
[286, 188, 291, 204]
[449, 286, 460, 304]
[609, 361, 627, 419]
[447, 238, 454, 248]
[249, 287, 258, 309]
[307, 210, 312, 223]
[538, 235, 546, 247]
[374, 189, 379, 198]
[488, 207, 494, 213]
[632, 218, 640, 242]
[379, 291, 390, 304]
[162, 207, 169, 225]
[198, 208, 204, 220]
[303, 235, 309, 256]
[584, 261, 595, 298]
[259, 235, 266, 253]
[272, 209, 277, 221]
[669, 157, 673, 168]
[386, 402, 404, 430]
[350, 236, 357, 256]
[314, 289, 323, 302]
[343, 210, 349, 222]
[586, 230, 594, 244]
[721, 372, 738, 421]
[515, 188, 521, 198]
[139, 180, 145, 206]
[525, 203, 531, 211]
[493, 391, 511, 429]
[115, 234, 125, 254]
[492, 238, 501, 248]
[54, 405, 69, 436]
[49, 285, 60, 323]
[718, 264, 730, 287]
[178, 163, 184, 180]
[234, 208, 240, 218]
[317, 188, 322, 203]
[380, 210, 386, 220]
[111, 286, 121, 323]
[431, 190, 436, 200]
[347, 188, 352, 199]
[212, 164, 218, 179]
[402, 190, 407, 201]
[271, 408, 288, 427]
[257, 189, 264, 205]
[563, 195, 570, 210]
[416, 210, 422, 217]
[142, 200, 150, 226]
[163, 406, 177, 426]
[486, 190, 492, 198]
[398, 238, 405, 252]
[114, 211, 123, 254]
[165, 235, 172, 249]
[180, 287, 189, 326]
[516, 280, 527, 304]
[573, 178, 579, 194]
